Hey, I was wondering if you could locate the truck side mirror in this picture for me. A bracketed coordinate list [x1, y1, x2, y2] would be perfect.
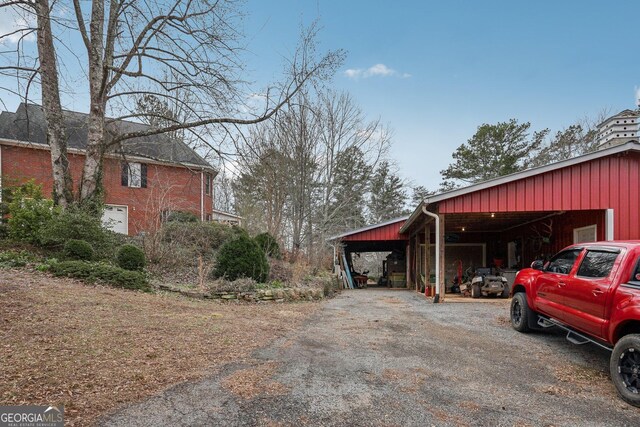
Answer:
[531, 260, 545, 270]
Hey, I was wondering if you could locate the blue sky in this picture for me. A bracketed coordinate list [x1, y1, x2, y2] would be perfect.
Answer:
[241, 0, 640, 189]
[1, 1, 639, 190]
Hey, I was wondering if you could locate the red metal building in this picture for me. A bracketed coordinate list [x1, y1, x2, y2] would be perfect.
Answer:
[401, 141, 640, 299]
[332, 141, 640, 299]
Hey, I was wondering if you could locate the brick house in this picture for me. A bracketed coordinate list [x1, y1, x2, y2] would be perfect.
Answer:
[0, 104, 217, 235]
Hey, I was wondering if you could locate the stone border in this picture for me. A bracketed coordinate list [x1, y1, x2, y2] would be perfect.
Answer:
[157, 283, 325, 302]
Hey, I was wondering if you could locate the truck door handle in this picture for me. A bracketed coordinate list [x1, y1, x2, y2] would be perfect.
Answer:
[592, 289, 604, 296]
[558, 282, 566, 287]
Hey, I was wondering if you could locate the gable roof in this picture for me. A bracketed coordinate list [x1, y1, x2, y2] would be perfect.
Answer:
[400, 140, 640, 233]
[327, 216, 409, 241]
[0, 103, 213, 170]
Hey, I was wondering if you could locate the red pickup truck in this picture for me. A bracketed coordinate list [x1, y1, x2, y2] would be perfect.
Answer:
[510, 241, 640, 407]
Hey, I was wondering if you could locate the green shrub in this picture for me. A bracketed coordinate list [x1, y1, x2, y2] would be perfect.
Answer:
[39, 206, 123, 259]
[35, 257, 58, 272]
[254, 232, 281, 259]
[63, 239, 94, 261]
[213, 234, 269, 282]
[49, 260, 150, 291]
[0, 250, 34, 268]
[116, 244, 146, 271]
[7, 181, 56, 244]
[166, 211, 199, 223]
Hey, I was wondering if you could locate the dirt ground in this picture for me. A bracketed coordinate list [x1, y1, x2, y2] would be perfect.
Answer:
[101, 288, 640, 426]
[0, 269, 318, 426]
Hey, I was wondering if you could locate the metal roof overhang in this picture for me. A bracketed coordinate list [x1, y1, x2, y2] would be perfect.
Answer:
[327, 216, 409, 253]
[401, 141, 640, 234]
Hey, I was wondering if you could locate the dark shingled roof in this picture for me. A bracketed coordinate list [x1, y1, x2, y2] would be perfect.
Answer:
[0, 103, 213, 169]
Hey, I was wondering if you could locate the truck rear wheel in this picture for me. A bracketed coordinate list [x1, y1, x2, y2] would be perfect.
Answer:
[471, 284, 481, 298]
[510, 292, 532, 332]
[610, 334, 640, 407]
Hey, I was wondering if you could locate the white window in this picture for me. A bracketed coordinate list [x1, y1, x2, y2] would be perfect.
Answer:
[574, 224, 597, 244]
[128, 163, 142, 188]
[121, 162, 147, 188]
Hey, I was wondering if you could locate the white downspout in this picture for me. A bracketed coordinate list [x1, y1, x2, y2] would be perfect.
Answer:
[200, 171, 204, 221]
[422, 205, 439, 301]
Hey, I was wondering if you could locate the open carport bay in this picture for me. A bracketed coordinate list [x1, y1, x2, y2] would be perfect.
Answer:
[101, 290, 638, 426]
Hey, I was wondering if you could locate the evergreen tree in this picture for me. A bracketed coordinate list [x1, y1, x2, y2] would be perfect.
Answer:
[440, 119, 548, 188]
[368, 161, 407, 223]
[328, 146, 370, 230]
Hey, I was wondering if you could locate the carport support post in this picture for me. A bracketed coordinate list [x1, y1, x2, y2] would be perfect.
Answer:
[438, 214, 445, 302]
[406, 242, 411, 289]
[425, 224, 430, 294]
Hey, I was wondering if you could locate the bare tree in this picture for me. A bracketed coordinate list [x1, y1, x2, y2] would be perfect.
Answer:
[0, 0, 74, 206]
[1, 1, 344, 211]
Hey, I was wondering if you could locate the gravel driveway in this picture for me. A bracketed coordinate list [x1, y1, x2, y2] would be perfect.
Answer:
[100, 289, 639, 426]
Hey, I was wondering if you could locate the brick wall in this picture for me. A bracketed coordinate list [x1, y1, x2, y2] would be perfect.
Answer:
[1, 143, 213, 235]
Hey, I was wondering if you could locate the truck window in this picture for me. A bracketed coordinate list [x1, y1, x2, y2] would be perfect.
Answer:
[546, 249, 582, 274]
[576, 251, 619, 278]
[630, 258, 640, 284]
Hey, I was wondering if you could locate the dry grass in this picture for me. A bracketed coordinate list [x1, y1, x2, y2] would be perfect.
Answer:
[0, 269, 318, 426]
[221, 361, 289, 399]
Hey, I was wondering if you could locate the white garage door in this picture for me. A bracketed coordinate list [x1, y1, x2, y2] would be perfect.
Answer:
[102, 205, 128, 235]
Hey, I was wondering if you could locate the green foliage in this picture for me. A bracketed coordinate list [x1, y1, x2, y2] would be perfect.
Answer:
[63, 239, 94, 261]
[440, 119, 549, 188]
[166, 211, 199, 223]
[329, 146, 371, 230]
[39, 206, 123, 259]
[49, 260, 151, 292]
[254, 232, 281, 259]
[213, 234, 269, 282]
[0, 250, 34, 268]
[410, 185, 435, 207]
[7, 181, 57, 244]
[116, 244, 146, 271]
[368, 161, 407, 223]
[35, 258, 58, 272]
[533, 124, 598, 167]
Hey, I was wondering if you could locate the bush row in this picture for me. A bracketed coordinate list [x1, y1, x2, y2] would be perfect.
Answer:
[49, 260, 151, 292]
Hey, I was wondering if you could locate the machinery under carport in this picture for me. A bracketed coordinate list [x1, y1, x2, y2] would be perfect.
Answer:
[328, 217, 410, 290]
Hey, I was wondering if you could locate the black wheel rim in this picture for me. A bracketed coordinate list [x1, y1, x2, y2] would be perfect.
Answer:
[619, 348, 640, 393]
[512, 299, 522, 326]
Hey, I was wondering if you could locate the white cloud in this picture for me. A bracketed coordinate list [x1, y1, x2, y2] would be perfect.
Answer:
[364, 63, 394, 77]
[0, 8, 36, 45]
[344, 68, 362, 78]
[344, 63, 410, 80]
[635, 86, 640, 107]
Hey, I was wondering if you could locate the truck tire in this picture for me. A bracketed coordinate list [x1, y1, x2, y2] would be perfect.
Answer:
[510, 292, 532, 332]
[471, 284, 481, 299]
[501, 286, 510, 298]
[610, 334, 640, 407]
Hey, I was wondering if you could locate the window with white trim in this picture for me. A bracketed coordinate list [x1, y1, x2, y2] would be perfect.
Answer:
[573, 224, 597, 244]
[121, 162, 147, 188]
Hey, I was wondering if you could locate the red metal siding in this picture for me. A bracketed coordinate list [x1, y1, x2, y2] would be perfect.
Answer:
[342, 220, 407, 242]
[438, 152, 640, 240]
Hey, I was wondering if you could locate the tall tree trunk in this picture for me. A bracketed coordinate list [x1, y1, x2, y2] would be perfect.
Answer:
[79, 0, 107, 208]
[35, 0, 74, 207]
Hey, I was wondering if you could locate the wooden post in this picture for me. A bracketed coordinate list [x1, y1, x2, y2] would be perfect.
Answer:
[405, 244, 411, 289]
[425, 222, 430, 295]
[438, 214, 446, 301]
